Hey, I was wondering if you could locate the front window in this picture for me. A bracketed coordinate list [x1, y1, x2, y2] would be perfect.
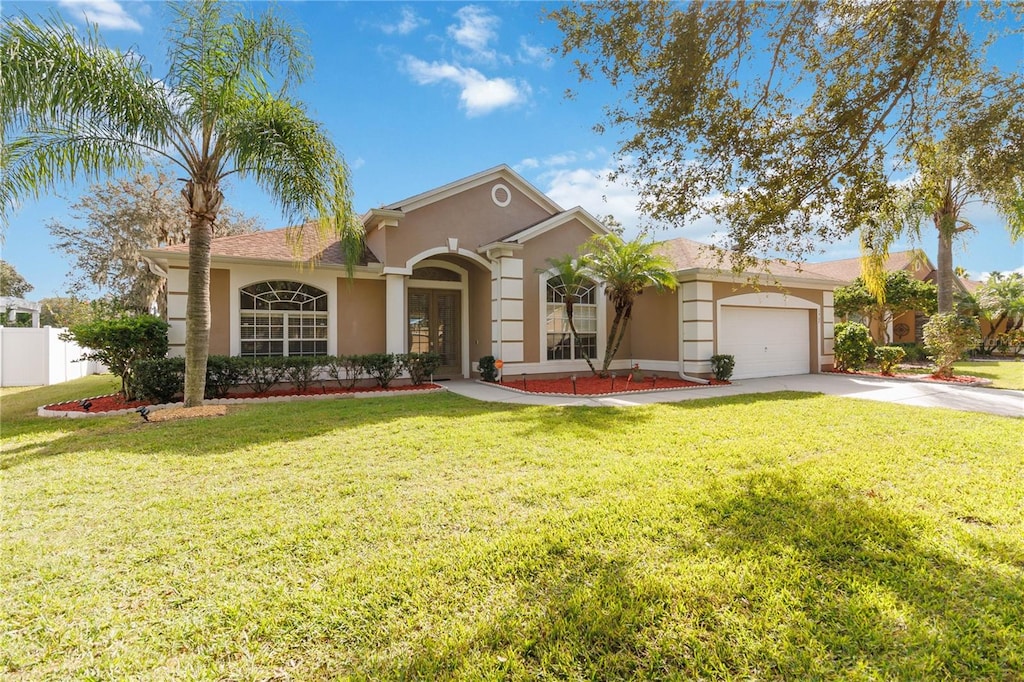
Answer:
[239, 281, 327, 356]
[546, 276, 597, 361]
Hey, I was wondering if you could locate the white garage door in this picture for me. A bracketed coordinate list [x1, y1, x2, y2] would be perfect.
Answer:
[718, 306, 810, 379]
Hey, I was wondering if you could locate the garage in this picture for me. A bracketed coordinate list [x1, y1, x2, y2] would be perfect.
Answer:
[718, 306, 811, 379]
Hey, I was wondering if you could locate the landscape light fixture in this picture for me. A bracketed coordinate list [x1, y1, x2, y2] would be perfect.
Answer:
[570, 375, 577, 395]
[136, 406, 151, 422]
[610, 373, 617, 391]
[79, 400, 92, 412]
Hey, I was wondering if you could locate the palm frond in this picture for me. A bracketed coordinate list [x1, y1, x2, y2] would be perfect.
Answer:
[164, 0, 311, 149]
[1, 13, 179, 218]
[224, 93, 360, 272]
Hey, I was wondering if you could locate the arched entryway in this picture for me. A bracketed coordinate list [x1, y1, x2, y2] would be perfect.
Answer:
[408, 261, 465, 377]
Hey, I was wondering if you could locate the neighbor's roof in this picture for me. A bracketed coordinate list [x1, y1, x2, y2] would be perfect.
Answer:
[801, 250, 924, 282]
[148, 225, 379, 266]
[960, 278, 984, 294]
[655, 236, 842, 282]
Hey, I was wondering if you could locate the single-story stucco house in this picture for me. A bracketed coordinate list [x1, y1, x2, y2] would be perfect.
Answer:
[142, 165, 840, 381]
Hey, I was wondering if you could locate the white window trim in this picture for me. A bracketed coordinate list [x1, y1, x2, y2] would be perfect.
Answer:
[237, 280, 330, 357]
[537, 269, 607, 369]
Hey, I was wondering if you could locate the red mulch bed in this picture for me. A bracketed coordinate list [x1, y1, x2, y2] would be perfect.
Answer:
[44, 383, 440, 414]
[498, 374, 726, 395]
[826, 369, 983, 384]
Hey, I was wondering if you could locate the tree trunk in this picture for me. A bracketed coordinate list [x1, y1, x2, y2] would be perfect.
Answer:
[601, 301, 632, 374]
[936, 220, 955, 314]
[565, 296, 597, 375]
[182, 180, 223, 407]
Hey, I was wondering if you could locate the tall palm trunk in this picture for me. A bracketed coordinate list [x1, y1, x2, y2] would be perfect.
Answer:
[183, 181, 223, 407]
[601, 300, 632, 374]
[564, 296, 597, 375]
[935, 215, 955, 313]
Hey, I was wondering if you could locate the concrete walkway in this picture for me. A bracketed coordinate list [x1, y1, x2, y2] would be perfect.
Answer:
[444, 374, 1024, 418]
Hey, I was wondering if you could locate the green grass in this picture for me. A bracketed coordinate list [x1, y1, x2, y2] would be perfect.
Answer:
[897, 359, 1024, 389]
[953, 360, 1024, 390]
[3, 377, 1022, 679]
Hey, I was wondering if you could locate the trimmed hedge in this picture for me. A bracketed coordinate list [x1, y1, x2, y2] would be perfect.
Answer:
[130, 353, 444, 402]
[834, 322, 873, 371]
[478, 355, 498, 382]
[710, 354, 735, 381]
[874, 346, 906, 376]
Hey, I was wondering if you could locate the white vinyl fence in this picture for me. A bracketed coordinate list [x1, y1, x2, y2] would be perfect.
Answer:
[0, 326, 105, 387]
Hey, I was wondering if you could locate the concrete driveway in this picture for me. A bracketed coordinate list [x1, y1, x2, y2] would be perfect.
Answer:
[445, 373, 1024, 418]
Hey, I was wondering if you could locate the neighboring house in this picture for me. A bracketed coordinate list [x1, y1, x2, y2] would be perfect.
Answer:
[804, 251, 979, 344]
[142, 165, 838, 381]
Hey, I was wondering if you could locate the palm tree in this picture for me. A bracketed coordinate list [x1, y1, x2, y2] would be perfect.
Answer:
[544, 254, 598, 375]
[1, 2, 359, 406]
[582, 234, 677, 374]
[862, 141, 1022, 314]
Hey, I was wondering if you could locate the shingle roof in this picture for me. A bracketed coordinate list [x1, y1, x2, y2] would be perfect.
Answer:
[655, 236, 841, 281]
[800, 251, 920, 282]
[151, 224, 379, 266]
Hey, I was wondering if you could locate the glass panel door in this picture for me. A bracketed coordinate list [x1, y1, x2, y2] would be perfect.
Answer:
[409, 289, 461, 376]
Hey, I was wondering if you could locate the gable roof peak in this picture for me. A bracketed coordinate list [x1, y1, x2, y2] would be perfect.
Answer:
[381, 164, 563, 215]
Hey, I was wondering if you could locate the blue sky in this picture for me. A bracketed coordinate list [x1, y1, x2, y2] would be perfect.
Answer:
[2, 0, 1022, 300]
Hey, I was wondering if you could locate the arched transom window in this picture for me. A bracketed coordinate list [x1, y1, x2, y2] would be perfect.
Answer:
[546, 276, 597, 361]
[240, 281, 327, 356]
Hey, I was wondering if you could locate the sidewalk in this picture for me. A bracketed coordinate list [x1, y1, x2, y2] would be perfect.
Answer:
[444, 374, 1024, 418]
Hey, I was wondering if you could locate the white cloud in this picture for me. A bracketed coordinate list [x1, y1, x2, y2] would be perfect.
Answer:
[538, 164, 644, 232]
[58, 0, 142, 32]
[447, 5, 499, 61]
[403, 56, 528, 117]
[517, 37, 552, 68]
[381, 7, 427, 36]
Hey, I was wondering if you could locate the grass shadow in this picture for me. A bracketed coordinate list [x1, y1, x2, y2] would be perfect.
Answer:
[691, 472, 1024, 677]
[358, 471, 1023, 679]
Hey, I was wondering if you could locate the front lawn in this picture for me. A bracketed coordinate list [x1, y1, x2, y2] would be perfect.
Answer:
[2, 377, 1022, 679]
[887, 359, 1023, 390]
[954, 359, 1024, 390]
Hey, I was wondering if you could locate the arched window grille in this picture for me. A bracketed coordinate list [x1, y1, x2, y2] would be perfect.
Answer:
[239, 281, 328, 356]
[545, 276, 597, 361]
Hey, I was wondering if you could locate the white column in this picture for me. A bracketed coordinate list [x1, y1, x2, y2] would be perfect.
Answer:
[385, 273, 406, 354]
[498, 256, 524, 363]
[680, 280, 714, 375]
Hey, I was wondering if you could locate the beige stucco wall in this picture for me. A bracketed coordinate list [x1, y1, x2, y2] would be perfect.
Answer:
[711, 281, 830, 372]
[383, 182, 554, 269]
[209, 268, 231, 356]
[337, 278, 386, 355]
[628, 288, 678, 361]
[711, 282, 826, 308]
[520, 219, 601, 364]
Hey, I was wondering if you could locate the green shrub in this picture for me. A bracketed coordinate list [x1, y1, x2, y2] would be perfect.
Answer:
[709, 354, 735, 381]
[131, 357, 185, 403]
[478, 355, 498, 382]
[997, 328, 1024, 356]
[363, 353, 404, 388]
[62, 314, 169, 399]
[283, 356, 322, 392]
[324, 355, 364, 389]
[894, 342, 927, 362]
[833, 322, 873, 371]
[923, 313, 982, 377]
[241, 357, 287, 395]
[874, 346, 906, 376]
[205, 356, 245, 399]
[405, 352, 442, 385]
